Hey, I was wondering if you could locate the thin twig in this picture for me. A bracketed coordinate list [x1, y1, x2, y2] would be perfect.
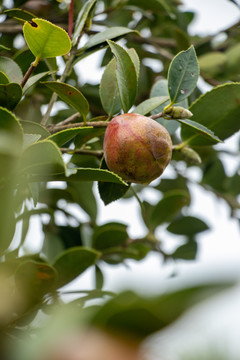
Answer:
[56, 112, 80, 126]
[68, 0, 74, 39]
[60, 148, 103, 159]
[41, 52, 75, 126]
[20, 63, 36, 88]
[48, 121, 109, 133]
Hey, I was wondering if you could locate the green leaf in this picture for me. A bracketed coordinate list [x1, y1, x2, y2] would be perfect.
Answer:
[72, 0, 97, 46]
[20, 139, 66, 176]
[181, 83, 240, 146]
[15, 260, 57, 302]
[23, 71, 55, 94]
[172, 241, 198, 260]
[95, 265, 104, 290]
[167, 216, 209, 235]
[128, 48, 140, 79]
[48, 127, 98, 147]
[23, 18, 71, 59]
[53, 247, 100, 288]
[43, 82, 89, 121]
[99, 58, 121, 116]
[0, 56, 23, 83]
[177, 119, 221, 144]
[98, 158, 130, 205]
[20, 120, 50, 139]
[23, 134, 41, 148]
[4, 8, 35, 22]
[168, 45, 199, 104]
[0, 185, 16, 254]
[107, 40, 138, 113]
[83, 27, 138, 52]
[0, 106, 23, 141]
[134, 96, 169, 115]
[198, 52, 227, 77]
[0, 45, 11, 52]
[31, 167, 128, 184]
[0, 71, 10, 84]
[0, 83, 22, 110]
[127, 0, 175, 17]
[150, 79, 180, 134]
[91, 284, 229, 338]
[149, 190, 190, 230]
[92, 222, 128, 250]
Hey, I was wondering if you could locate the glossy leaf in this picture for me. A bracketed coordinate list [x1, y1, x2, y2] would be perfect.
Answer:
[0, 83, 22, 110]
[53, 247, 100, 288]
[98, 158, 130, 205]
[0, 106, 23, 140]
[0, 56, 23, 84]
[48, 127, 98, 147]
[23, 18, 71, 59]
[177, 119, 221, 144]
[92, 222, 128, 250]
[72, 0, 97, 46]
[167, 216, 209, 235]
[128, 48, 140, 79]
[20, 140, 66, 176]
[168, 45, 199, 104]
[108, 40, 137, 113]
[43, 82, 89, 121]
[134, 96, 169, 115]
[149, 190, 190, 230]
[4, 8, 35, 22]
[99, 58, 121, 116]
[181, 83, 240, 146]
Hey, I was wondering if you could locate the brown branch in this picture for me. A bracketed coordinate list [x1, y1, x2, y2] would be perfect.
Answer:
[56, 112, 80, 126]
[60, 148, 103, 159]
[68, 0, 74, 39]
[48, 121, 109, 134]
[20, 62, 36, 88]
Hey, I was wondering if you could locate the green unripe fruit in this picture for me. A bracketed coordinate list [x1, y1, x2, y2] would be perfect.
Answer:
[103, 113, 172, 184]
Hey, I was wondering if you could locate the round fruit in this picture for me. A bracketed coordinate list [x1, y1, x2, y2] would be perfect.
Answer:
[103, 113, 172, 184]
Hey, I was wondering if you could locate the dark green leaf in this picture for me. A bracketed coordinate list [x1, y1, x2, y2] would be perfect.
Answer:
[53, 247, 100, 288]
[0, 71, 10, 84]
[177, 119, 221, 144]
[43, 82, 89, 121]
[168, 45, 199, 104]
[48, 127, 99, 147]
[182, 83, 240, 145]
[172, 241, 198, 260]
[92, 222, 128, 250]
[95, 265, 104, 290]
[98, 158, 130, 205]
[99, 58, 121, 116]
[4, 8, 35, 22]
[167, 216, 209, 235]
[0, 83, 22, 110]
[149, 190, 190, 230]
[107, 40, 138, 113]
[23, 71, 55, 94]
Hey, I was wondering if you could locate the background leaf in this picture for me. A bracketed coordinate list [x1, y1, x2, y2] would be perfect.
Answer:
[0, 83, 22, 110]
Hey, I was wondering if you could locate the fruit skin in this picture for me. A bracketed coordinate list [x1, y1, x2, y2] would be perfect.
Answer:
[103, 113, 172, 184]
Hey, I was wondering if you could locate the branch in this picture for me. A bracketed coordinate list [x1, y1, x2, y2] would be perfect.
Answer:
[48, 121, 109, 133]
[149, 111, 164, 120]
[68, 0, 74, 39]
[60, 148, 103, 159]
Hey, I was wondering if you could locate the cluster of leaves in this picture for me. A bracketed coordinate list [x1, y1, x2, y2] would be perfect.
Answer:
[0, 0, 239, 357]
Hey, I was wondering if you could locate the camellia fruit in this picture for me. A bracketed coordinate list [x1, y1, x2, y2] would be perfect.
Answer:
[103, 113, 172, 184]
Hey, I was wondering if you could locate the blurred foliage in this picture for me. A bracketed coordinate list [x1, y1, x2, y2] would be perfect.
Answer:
[0, 0, 239, 358]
